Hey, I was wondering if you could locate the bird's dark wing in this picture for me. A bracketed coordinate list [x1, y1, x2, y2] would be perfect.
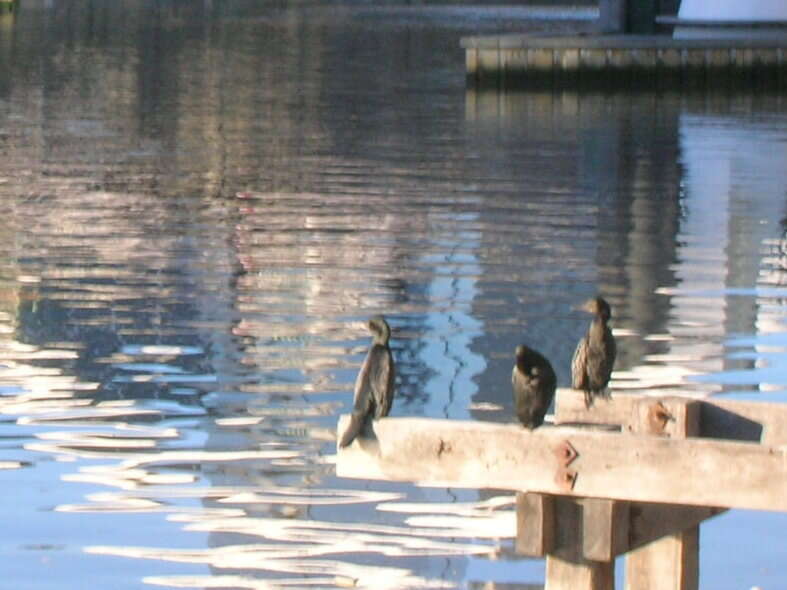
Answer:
[338, 413, 365, 448]
[582, 327, 615, 392]
[511, 365, 527, 396]
[512, 366, 536, 428]
[350, 346, 376, 414]
[368, 344, 394, 419]
[602, 326, 617, 382]
[339, 345, 378, 448]
[339, 344, 394, 448]
[571, 336, 588, 390]
[512, 364, 555, 429]
[541, 363, 558, 400]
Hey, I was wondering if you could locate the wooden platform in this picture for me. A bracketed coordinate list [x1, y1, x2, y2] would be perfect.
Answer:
[461, 33, 787, 88]
[337, 395, 787, 511]
[336, 390, 787, 590]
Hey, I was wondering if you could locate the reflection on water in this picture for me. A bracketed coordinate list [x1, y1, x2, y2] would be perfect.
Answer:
[1, 1, 787, 589]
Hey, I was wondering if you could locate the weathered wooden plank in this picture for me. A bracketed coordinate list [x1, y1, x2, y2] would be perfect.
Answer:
[628, 397, 700, 437]
[460, 34, 787, 51]
[516, 491, 555, 556]
[558, 48, 580, 70]
[478, 50, 500, 75]
[555, 389, 786, 444]
[554, 388, 629, 426]
[529, 49, 555, 71]
[336, 415, 787, 511]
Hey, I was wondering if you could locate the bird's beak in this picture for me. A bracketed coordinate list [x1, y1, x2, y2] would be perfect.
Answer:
[573, 299, 595, 313]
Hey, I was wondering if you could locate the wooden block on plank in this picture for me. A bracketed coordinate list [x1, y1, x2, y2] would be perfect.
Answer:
[554, 389, 782, 444]
[628, 397, 700, 437]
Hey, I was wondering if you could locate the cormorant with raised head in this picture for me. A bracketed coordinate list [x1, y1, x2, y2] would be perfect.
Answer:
[512, 344, 557, 429]
[338, 315, 395, 448]
[571, 296, 616, 408]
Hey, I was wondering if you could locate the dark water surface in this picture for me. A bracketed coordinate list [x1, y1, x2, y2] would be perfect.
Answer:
[1, 2, 786, 589]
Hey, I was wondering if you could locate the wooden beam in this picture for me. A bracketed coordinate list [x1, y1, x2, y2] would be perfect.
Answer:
[336, 415, 787, 511]
[516, 492, 555, 556]
[554, 389, 787, 445]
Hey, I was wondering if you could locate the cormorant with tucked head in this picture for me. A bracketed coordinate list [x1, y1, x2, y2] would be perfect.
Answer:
[512, 344, 557, 429]
[571, 296, 616, 408]
[338, 315, 395, 448]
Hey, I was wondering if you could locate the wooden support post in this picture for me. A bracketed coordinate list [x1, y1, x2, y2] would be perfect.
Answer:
[545, 497, 615, 590]
[518, 494, 626, 589]
[625, 528, 699, 590]
[516, 492, 555, 556]
[583, 499, 629, 562]
[625, 397, 702, 590]
[546, 555, 615, 590]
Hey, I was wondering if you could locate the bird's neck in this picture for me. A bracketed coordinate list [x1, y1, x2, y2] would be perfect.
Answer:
[590, 316, 607, 338]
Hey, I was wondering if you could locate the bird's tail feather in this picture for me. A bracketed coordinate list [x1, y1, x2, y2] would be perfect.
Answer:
[338, 413, 366, 448]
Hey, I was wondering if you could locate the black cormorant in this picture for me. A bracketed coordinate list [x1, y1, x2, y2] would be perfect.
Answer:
[338, 315, 395, 448]
[571, 296, 616, 408]
[512, 344, 557, 429]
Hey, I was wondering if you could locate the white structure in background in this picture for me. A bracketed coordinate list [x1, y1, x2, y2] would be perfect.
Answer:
[674, 0, 787, 39]
[679, 0, 787, 21]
